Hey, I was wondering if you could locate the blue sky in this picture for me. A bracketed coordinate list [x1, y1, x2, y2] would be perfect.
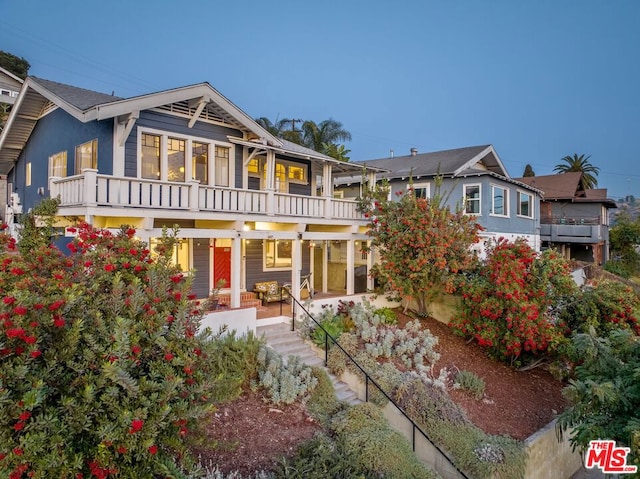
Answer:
[2, 0, 638, 198]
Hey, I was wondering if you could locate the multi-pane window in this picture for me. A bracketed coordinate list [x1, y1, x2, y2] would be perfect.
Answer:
[274, 163, 286, 192]
[517, 191, 533, 218]
[288, 164, 305, 182]
[192, 142, 209, 185]
[75, 139, 97, 174]
[26, 162, 32, 186]
[264, 239, 292, 270]
[491, 185, 509, 216]
[141, 133, 161, 179]
[215, 146, 230, 187]
[247, 157, 263, 177]
[49, 151, 67, 178]
[464, 184, 481, 214]
[167, 138, 186, 182]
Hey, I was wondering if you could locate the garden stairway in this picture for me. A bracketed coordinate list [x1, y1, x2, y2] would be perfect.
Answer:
[257, 322, 361, 406]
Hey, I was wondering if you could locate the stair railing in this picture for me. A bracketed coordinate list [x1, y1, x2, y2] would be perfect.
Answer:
[282, 289, 470, 479]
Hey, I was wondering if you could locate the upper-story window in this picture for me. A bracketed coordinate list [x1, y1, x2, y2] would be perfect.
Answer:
[49, 151, 68, 178]
[491, 185, 509, 217]
[141, 133, 161, 179]
[75, 139, 97, 174]
[26, 162, 32, 187]
[464, 184, 481, 215]
[139, 129, 232, 185]
[247, 157, 307, 193]
[517, 191, 533, 218]
[407, 182, 430, 199]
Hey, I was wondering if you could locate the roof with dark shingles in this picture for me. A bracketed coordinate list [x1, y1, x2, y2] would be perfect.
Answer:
[515, 172, 582, 200]
[356, 145, 491, 178]
[31, 77, 123, 110]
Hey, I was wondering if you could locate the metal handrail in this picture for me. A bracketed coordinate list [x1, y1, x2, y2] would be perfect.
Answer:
[284, 290, 470, 479]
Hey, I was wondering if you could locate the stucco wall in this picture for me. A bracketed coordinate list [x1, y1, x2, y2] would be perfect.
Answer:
[523, 420, 582, 479]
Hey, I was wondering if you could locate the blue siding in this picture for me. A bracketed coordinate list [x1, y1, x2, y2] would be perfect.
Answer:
[245, 239, 310, 291]
[192, 241, 210, 298]
[9, 108, 113, 212]
[123, 111, 242, 178]
[386, 176, 539, 237]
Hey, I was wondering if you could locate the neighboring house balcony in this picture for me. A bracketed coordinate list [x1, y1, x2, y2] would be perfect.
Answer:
[540, 215, 608, 244]
[49, 169, 364, 224]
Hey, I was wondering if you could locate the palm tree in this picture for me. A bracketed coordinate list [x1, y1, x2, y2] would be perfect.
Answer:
[255, 117, 303, 144]
[554, 154, 600, 190]
[301, 119, 352, 155]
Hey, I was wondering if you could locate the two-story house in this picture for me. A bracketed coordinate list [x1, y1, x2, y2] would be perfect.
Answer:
[337, 145, 542, 254]
[0, 66, 24, 216]
[0, 77, 382, 308]
[515, 172, 616, 264]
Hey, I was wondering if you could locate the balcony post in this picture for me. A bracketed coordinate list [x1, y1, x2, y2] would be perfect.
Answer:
[188, 179, 200, 212]
[82, 169, 98, 207]
[231, 235, 242, 308]
[49, 176, 61, 199]
[346, 239, 354, 295]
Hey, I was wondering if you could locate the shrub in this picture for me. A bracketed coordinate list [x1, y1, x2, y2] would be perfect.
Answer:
[395, 378, 526, 479]
[560, 280, 640, 336]
[0, 222, 221, 478]
[451, 238, 577, 366]
[305, 367, 345, 427]
[273, 433, 365, 478]
[454, 370, 486, 400]
[254, 346, 318, 405]
[374, 306, 398, 325]
[310, 316, 344, 349]
[331, 402, 439, 478]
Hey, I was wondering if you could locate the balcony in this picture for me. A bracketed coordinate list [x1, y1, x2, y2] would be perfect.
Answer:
[49, 170, 364, 222]
[540, 215, 607, 244]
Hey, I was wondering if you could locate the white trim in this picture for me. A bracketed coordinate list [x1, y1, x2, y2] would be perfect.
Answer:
[490, 183, 509, 218]
[137, 126, 234, 186]
[463, 183, 481, 215]
[516, 189, 535, 219]
[406, 181, 430, 198]
[453, 145, 509, 178]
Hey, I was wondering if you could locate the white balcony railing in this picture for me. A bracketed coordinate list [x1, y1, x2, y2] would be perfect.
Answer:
[50, 171, 364, 221]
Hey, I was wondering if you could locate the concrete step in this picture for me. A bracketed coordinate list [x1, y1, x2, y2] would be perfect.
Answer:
[257, 322, 361, 406]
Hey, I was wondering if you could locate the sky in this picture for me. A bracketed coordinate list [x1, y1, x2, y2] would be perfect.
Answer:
[1, 0, 639, 199]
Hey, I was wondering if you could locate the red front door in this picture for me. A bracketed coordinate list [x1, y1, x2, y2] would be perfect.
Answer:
[213, 242, 231, 288]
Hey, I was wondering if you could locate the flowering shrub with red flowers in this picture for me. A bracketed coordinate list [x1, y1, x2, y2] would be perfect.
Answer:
[450, 238, 577, 366]
[358, 178, 480, 315]
[0, 214, 221, 478]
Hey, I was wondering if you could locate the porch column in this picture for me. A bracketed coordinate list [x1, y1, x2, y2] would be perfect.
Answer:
[323, 162, 332, 219]
[322, 240, 329, 294]
[290, 237, 302, 300]
[346, 239, 354, 295]
[83, 169, 98, 207]
[188, 179, 200, 212]
[230, 236, 242, 308]
[366, 241, 374, 291]
[266, 151, 276, 216]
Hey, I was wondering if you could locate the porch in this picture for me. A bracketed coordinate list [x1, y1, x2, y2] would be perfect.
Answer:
[49, 170, 364, 221]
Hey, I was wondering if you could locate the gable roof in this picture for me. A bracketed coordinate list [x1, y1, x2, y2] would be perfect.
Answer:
[516, 172, 583, 200]
[0, 66, 24, 87]
[0, 77, 285, 174]
[515, 172, 616, 207]
[356, 145, 508, 180]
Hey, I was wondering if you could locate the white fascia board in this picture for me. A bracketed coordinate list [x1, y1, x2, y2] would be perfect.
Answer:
[453, 145, 509, 178]
[90, 83, 282, 148]
[0, 66, 25, 85]
[26, 78, 87, 122]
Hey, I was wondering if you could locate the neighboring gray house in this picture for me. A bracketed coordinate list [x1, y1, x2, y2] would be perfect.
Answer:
[516, 172, 616, 264]
[0, 66, 23, 106]
[336, 145, 543, 254]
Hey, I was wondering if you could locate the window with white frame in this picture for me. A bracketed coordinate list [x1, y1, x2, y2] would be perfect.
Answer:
[247, 158, 307, 192]
[264, 239, 292, 270]
[464, 184, 481, 214]
[49, 151, 67, 178]
[75, 139, 97, 174]
[517, 191, 533, 218]
[139, 129, 233, 185]
[491, 185, 509, 216]
[150, 237, 190, 271]
[26, 162, 32, 187]
[407, 182, 430, 199]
